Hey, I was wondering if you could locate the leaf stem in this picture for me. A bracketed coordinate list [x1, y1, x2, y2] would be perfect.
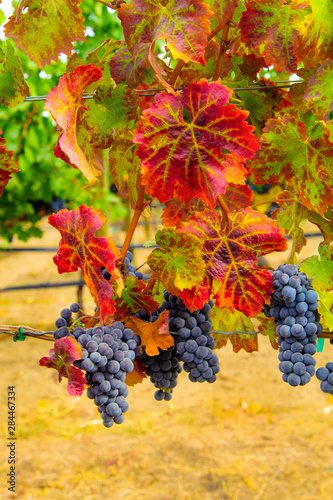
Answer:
[217, 195, 230, 228]
[15, 0, 26, 22]
[118, 180, 146, 265]
[93, 0, 121, 8]
[143, 271, 158, 294]
[251, 198, 296, 210]
[212, 22, 231, 81]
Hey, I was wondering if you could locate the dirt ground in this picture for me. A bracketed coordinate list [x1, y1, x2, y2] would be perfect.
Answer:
[0, 216, 332, 500]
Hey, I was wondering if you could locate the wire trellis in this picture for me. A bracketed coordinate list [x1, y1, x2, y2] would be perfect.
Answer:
[22, 81, 303, 102]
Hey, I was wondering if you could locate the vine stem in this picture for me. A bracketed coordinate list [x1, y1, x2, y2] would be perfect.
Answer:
[118, 180, 146, 265]
[169, 24, 225, 87]
[143, 271, 158, 295]
[251, 198, 296, 210]
[217, 195, 230, 228]
[15, 0, 26, 22]
[93, 0, 119, 8]
[212, 21, 231, 81]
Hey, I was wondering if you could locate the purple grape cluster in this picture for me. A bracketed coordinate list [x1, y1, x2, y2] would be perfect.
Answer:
[162, 292, 220, 384]
[265, 264, 322, 387]
[316, 362, 333, 395]
[101, 250, 143, 281]
[72, 322, 139, 428]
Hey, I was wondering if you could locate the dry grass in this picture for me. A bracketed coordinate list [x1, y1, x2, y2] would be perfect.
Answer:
[0, 217, 333, 500]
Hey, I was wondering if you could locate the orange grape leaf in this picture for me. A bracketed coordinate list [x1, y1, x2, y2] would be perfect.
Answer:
[250, 114, 333, 216]
[133, 79, 259, 208]
[39, 337, 86, 396]
[4, 0, 86, 68]
[118, 0, 213, 65]
[45, 65, 104, 186]
[126, 358, 147, 387]
[179, 208, 287, 316]
[210, 306, 259, 353]
[0, 128, 19, 197]
[125, 310, 174, 356]
[224, 184, 254, 212]
[161, 198, 206, 228]
[114, 275, 160, 321]
[49, 204, 122, 321]
[148, 228, 205, 295]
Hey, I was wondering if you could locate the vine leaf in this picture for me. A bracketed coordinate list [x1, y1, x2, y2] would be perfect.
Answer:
[126, 358, 147, 387]
[0, 129, 19, 197]
[0, 40, 29, 108]
[4, 0, 86, 68]
[300, 242, 333, 292]
[298, 0, 333, 65]
[118, 0, 213, 66]
[210, 306, 258, 353]
[109, 42, 152, 88]
[161, 198, 206, 228]
[257, 313, 279, 350]
[109, 134, 140, 208]
[49, 204, 122, 321]
[148, 228, 205, 294]
[239, 0, 304, 73]
[178, 208, 287, 316]
[317, 291, 333, 331]
[45, 64, 104, 186]
[133, 80, 259, 208]
[39, 337, 86, 396]
[304, 58, 333, 121]
[250, 115, 333, 216]
[125, 310, 174, 356]
[114, 275, 160, 321]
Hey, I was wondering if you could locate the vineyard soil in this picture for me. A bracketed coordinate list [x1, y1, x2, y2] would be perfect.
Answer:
[0, 218, 332, 500]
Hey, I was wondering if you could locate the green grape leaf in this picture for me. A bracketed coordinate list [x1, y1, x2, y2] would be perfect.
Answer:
[0, 129, 19, 197]
[0, 40, 29, 108]
[298, 0, 333, 65]
[304, 58, 333, 121]
[239, 0, 306, 73]
[133, 80, 259, 208]
[4, 0, 86, 67]
[250, 115, 333, 216]
[148, 228, 205, 294]
[300, 242, 333, 292]
[317, 291, 333, 331]
[210, 306, 259, 353]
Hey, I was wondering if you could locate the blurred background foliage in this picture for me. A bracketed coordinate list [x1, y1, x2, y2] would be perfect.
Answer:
[0, 0, 127, 242]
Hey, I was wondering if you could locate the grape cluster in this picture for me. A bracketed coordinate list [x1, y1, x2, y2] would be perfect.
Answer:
[265, 264, 321, 386]
[72, 322, 139, 428]
[316, 362, 333, 395]
[134, 308, 182, 400]
[101, 250, 143, 281]
[160, 292, 219, 383]
[54, 302, 81, 339]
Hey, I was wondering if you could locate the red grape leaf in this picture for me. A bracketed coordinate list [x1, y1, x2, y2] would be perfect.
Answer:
[45, 65, 104, 186]
[125, 310, 174, 356]
[178, 275, 212, 312]
[239, 0, 305, 73]
[126, 357, 147, 387]
[147, 228, 205, 295]
[210, 306, 259, 353]
[161, 198, 206, 228]
[224, 184, 254, 212]
[109, 42, 152, 88]
[0, 40, 29, 108]
[0, 128, 19, 197]
[179, 208, 287, 316]
[250, 114, 333, 216]
[4, 0, 86, 68]
[205, 0, 239, 28]
[133, 80, 259, 208]
[49, 204, 122, 321]
[304, 58, 333, 121]
[114, 275, 160, 321]
[39, 337, 86, 396]
[118, 0, 213, 65]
